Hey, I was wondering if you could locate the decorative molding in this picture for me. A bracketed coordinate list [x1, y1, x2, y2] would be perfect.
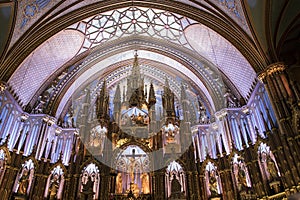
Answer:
[257, 62, 286, 82]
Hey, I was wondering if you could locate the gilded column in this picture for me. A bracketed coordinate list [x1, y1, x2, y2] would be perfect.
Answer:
[195, 161, 204, 200]
[193, 171, 201, 199]
[0, 148, 24, 199]
[99, 165, 111, 200]
[258, 63, 297, 136]
[156, 170, 166, 200]
[31, 173, 49, 199]
[217, 154, 235, 199]
[0, 165, 19, 199]
[199, 174, 207, 200]
[242, 141, 266, 197]
[258, 63, 300, 189]
[186, 171, 194, 199]
[150, 172, 156, 199]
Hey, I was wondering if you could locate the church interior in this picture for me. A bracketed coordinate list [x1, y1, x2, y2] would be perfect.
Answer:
[0, 0, 300, 199]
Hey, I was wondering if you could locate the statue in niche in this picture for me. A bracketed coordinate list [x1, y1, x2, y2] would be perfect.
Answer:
[128, 113, 148, 126]
[81, 176, 95, 200]
[48, 174, 60, 200]
[33, 95, 46, 114]
[140, 172, 150, 194]
[17, 167, 30, 195]
[267, 158, 278, 181]
[237, 167, 248, 191]
[129, 88, 139, 107]
[143, 115, 149, 124]
[208, 171, 218, 197]
[170, 174, 182, 196]
[223, 88, 238, 108]
[116, 173, 123, 194]
[64, 108, 75, 128]
[135, 113, 144, 125]
[197, 96, 208, 124]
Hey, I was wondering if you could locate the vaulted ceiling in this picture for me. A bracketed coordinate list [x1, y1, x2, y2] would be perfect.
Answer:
[0, 0, 299, 118]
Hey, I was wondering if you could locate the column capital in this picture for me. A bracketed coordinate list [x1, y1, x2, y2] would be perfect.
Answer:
[258, 62, 286, 82]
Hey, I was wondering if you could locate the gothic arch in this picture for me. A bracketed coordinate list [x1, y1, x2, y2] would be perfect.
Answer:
[79, 162, 101, 200]
[44, 164, 66, 199]
[202, 160, 223, 198]
[112, 142, 152, 170]
[165, 160, 187, 198]
[164, 158, 187, 173]
[113, 140, 152, 157]
[52, 39, 224, 118]
[0, 0, 263, 83]
[13, 158, 35, 196]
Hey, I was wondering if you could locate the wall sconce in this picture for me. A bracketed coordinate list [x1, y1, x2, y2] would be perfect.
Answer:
[43, 116, 49, 122]
[21, 113, 29, 122]
[74, 129, 79, 136]
[241, 106, 250, 115]
[55, 128, 62, 135]
[47, 117, 56, 126]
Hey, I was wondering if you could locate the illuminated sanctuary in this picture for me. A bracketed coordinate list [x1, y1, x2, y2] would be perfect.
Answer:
[0, 1, 300, 200]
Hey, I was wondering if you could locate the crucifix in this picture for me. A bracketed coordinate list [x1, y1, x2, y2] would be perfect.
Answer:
[128, 149, 137, 183]
[124, 148, 146, 183]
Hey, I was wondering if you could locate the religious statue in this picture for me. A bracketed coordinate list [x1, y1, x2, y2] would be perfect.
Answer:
[223, 88, 238, 108]
[197, 97, 209, 124]
[116, 173, 123, 194]
[49, 174, 60, 200]
[143, 115, 149, 124]
[208, 172, 218, 197]
[129, 157, 136, 183]
[81, 176, 95, 200]
[267, 158, 278, 181]
[140, 172, 150, 194]
[130, 182, 140, 198]
[17, 168, 30, 195]
[33, 95, 46, 114]
[171, 174, 182, 196]
[237, 168, 248, 191]
[64, 108, 75, 128]
[135, 113, 144, 125]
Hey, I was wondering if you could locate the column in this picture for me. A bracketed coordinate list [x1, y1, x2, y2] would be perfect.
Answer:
[258, 63, 300, 190]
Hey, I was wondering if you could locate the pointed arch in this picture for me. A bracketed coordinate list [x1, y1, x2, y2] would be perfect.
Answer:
[113, 144, 151, 195]
[13, 158, 35, 195]
[44, 164, 66, 199]
[79, 162, 100, 200]
[257, 142, 280, 182]
[231, 153, 252, 192]
[204, 161, 222, 198]
[165, 160, 186, 198]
